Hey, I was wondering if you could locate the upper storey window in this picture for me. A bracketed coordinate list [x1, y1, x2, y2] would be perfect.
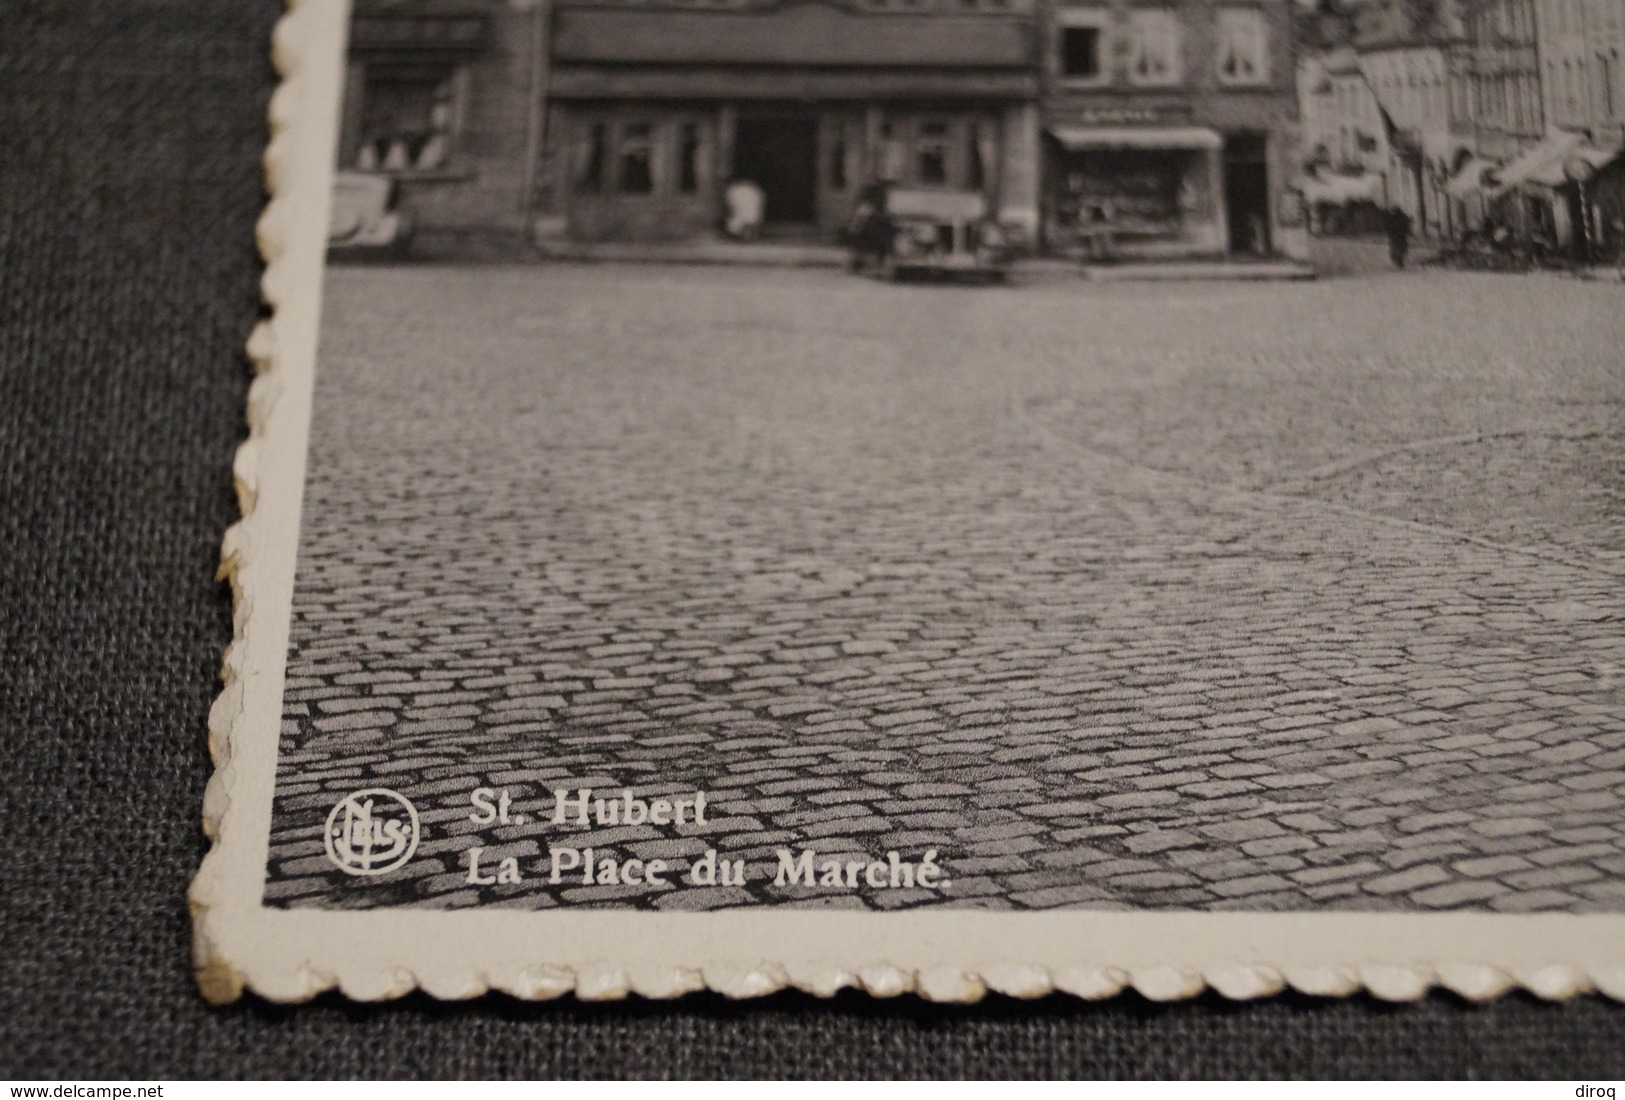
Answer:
[1059, 9, 1109, 84]
[1127, 8, 1181, 86]
[1215, 7, 1270, 86]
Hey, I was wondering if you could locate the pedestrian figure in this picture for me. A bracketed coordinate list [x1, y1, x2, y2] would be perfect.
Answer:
[846, 179, 894, 273]
[723, 178, 765, 240]
[1084, 198, 1116, 262]
[1386, 205, 1412, 268]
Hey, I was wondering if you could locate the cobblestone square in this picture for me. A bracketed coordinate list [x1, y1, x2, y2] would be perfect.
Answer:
[269, 263, 1625, 912]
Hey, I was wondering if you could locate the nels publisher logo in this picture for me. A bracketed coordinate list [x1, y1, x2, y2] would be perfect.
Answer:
[324, 788, 420, 876]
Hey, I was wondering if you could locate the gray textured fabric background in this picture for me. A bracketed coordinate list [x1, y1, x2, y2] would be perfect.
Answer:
[2, 0, 1624, 1079]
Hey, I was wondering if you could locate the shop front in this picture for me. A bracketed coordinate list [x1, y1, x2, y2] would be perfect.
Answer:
[1040, 109, 1302, 263]
[539, 2, 1042, 245]
[1044, 125, 1226, 258]
[1581, 143, 1625, 263]
[1558, 134, 1625, 263]
[549, 101, 1018, 243]
[1299, 166, 1387, 235]
[1485, 130, 1586, 252]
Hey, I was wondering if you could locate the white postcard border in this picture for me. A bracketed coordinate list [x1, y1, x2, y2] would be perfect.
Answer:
[188, 0, 1625, 1005]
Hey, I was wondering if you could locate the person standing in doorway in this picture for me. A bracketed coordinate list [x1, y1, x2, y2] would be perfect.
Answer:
[724, 177, 765, 240]
[1386, 204, 1413, 268]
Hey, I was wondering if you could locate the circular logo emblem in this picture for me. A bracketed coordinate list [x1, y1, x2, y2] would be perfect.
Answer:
[324, 788, 420, 876]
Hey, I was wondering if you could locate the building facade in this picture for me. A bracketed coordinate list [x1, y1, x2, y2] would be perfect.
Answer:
[1536, 0, 1625, 135]
[1288, 0, 1625, 259]
[339, 0, 543, 249]
[337, 0, 1304, 259]
[537, 0, 1043, 244]
[1301, 48, 1392, 173]
[1434, 0, 1543, 239]
[1529, 0, 1625, 257]
[1039, 0, 1306, 259]
[1348, 0, 1473, 237]
[1463, 0, 1543, 162]
[1296, 46, 1392, 229]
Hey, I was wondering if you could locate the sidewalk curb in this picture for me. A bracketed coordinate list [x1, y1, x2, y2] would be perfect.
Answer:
[529, 240, 1319, 282]
[1074, 262, 1317, 283]
[533, 241, 846, 269]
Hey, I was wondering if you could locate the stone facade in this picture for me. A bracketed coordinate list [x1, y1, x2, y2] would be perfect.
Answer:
[1294, 0, 1625, 257]
[337, 0, 1307, 259]
[1464, 0, 1544, 163]
[536, 0, 1044, 243]
[1357, 43, 1462, 235]
[1530, 0, 1625, 258]
[1037, 0, 1307, 259]
[1300, 48, 1392, 174]
[340, 1, 542, 252]
[1345, 0, 1473, 238]
[1534, 0, 1625, 137]
[1296, 48, 1392, 232]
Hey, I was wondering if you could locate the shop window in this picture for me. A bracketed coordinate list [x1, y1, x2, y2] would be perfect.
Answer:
[353, 64, 459, 172]
[619, 123, 655, 195]
[1127, 9, 1181, 86]
[1215, 7, 1269, 86]
[1051, 149, 1188, 244]
[917, 121, 952, 185]
[677, 121, 703, 194]
[577, 121, 608, 193]
[1059, 24, 1105, 81]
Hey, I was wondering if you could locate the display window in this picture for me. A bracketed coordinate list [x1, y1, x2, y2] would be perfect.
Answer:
[350, 61, 465, 173]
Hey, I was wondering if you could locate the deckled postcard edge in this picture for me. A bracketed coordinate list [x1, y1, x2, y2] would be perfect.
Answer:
[186, 0, 1625, 1006]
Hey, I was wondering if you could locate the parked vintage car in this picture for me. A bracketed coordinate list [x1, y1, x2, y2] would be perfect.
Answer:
[877, 188, 1015, 282]
[328, 171, 412, 259]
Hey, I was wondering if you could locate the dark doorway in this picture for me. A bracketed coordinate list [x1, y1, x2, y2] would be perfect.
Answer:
[733, 114, 820, 229]
[1222, 132, 1271, 256]
[1564, 183, 1590, 261]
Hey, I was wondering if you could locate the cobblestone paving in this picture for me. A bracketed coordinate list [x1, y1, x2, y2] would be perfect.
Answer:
[267, 264, 1625, 912]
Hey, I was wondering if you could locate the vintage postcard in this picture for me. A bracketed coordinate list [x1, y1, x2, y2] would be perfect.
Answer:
[191, 0, 1625, 1003]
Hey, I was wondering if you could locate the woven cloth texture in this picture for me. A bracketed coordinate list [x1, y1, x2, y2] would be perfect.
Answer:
[2, 0, 1624, 1080]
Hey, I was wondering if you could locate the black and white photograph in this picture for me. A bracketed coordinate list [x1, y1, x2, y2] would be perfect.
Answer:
[193, 0, 1625, 1001]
